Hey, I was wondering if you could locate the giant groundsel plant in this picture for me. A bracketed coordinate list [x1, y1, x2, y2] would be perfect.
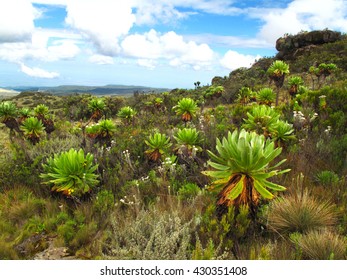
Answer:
[40, 148, 99, 197]
[203, 129, 289, 213]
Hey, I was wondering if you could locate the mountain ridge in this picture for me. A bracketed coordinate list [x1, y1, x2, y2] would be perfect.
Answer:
[4, 84, 170, 96]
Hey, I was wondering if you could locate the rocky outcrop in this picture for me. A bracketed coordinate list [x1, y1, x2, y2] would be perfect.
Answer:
[276, 30, 342, 60]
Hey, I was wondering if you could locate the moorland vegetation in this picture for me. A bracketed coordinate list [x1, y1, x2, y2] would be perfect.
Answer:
[0, 30, 346, 260]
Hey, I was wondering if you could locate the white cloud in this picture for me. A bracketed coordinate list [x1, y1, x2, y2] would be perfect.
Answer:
[65, 0, 135, 56]
[255, 0, 347, 45]
[89, 54, 114, 65]
[220, 50, 261, 71]
[0, 0, 38, 43]
[132, 0, 241, 25]
[121, 29, 215, 69]
[0, 29, 80, 63]
[46, 40, 80, 61]
[185, 34, 272, 49]
[137, 59, 156, 70]
[19, 63, 59, 78]
[122, 30, 162, 59]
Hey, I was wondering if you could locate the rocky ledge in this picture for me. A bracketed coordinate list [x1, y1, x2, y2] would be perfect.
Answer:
[275, 30, 342, 60]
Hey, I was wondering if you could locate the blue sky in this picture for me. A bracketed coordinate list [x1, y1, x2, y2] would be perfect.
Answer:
[0, 0, 346, 89]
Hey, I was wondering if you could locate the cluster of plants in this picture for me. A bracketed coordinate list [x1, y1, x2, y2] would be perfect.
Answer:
[0, 35, 346, 260]
[0, 102, 55, 144]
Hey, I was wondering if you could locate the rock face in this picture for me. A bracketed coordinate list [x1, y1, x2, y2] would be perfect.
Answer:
[276, 30, 342, 59]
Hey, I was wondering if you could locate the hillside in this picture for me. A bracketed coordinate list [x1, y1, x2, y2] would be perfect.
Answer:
[211, 29, 347, 102]
[0, 30, 346, 261]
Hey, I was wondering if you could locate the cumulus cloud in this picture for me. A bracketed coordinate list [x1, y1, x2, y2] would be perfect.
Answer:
[46, 40, 80, 61]
[20, 63, 59, 78]
[0, 0, 38, 43]
[132, 1, 188, 25]
[220, 50, 261, 71]
[255, 0, 347, 44]
[89, 54, 114, 65]
[132, 0, 241, 25]
[0, 30, 80, 63]
[121, 29, 215, 69]
[65, 0, 135, 56]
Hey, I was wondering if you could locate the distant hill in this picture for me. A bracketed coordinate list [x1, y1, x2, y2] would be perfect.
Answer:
[0, 88, 20, 99]
[7, 84, 170, 96]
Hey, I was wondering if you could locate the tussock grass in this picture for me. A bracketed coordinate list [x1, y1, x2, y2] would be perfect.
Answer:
[266, 190, 338, 234]
[292, 230, 347, 260]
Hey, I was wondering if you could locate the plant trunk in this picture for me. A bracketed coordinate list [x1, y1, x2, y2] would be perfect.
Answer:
[4, 117, 21, 134]
[275, 86, 280, 106]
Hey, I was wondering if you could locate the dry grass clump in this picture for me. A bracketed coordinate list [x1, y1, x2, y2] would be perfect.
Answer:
[266, 190, 338, 234]
[291, 230, 347, 260]
[0, 187, 46, 225]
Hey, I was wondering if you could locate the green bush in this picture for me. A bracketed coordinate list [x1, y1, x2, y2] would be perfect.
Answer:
[57, 219, 77, 245]
[197, 203, 250, 257]
[93, 190, 115, 215]
[178, 183, 201, 200]
[315, 170, 340, 186]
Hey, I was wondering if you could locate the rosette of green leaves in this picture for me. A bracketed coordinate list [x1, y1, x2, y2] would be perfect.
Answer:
[267, 60, 290, 79]
[204, 85, 224, 99]
[318, 63, 337, 76]
[269, 120, 296, 148]
[85, 124, 99, 139]
[203, 129, 289, 209]
[88, 98, 106, 121]
[174, 127, 202, 154]
[40, 148, 99, 197]
[237, 87, 253, 105]
[18, 108, 32, 122]
[173, 98, 198, 123]
[267, 60, 290, 105]
[34, 104, 49, 117]
[145, 132, 172, 161]
[242, 105, 280, 136]
[0, 101, 18, 130]
[117, 106, 136, 123]
[20, 116, 45, 144]
[97, 119, 116, 138]
[256, 88, 276, 106]
[288, 76, 304, 97]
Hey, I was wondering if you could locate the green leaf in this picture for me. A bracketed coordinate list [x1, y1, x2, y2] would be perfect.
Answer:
[254, 179, 274, 199]
[227, 175, 244, 200]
